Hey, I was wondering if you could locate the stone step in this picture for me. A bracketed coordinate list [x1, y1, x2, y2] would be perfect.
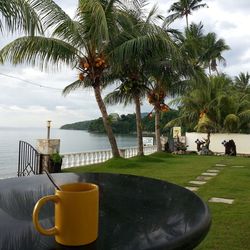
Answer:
[207, 169, 220, 173]
[208, 197, 234, 204]
[189, 180, 206, 185]
[202, 172, 218, 176]
[215, 164, 226, 167]
[196, 176, 213, 181]
[185, 186, 199, 192]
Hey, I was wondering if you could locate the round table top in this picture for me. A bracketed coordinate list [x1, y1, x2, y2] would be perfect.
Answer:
[0, 173, 211, 250]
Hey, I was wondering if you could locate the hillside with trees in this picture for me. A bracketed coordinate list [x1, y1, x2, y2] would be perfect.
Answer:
[60, 110, 179, 135]
[61, 121, 92, 130]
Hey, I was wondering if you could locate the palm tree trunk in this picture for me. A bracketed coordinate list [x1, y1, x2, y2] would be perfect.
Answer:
[93, 85, 120, 157]
[185, 14, 189, 28]
[155, 108, 162, 152]
[134, 96, 144, 156]
[215, 67, 219, 76]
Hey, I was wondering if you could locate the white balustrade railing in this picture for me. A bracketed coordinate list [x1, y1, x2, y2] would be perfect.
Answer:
[144, 145, 158, 155]
[61, 145, 157, 169]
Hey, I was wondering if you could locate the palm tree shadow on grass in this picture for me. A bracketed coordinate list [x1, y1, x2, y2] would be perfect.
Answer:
[129, 155, 165, 163]
[151, 152, 177, 158]
[105, 159, 144, 169]
[99, 156, 163, 169]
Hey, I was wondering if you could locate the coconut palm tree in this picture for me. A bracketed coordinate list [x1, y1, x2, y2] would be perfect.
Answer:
[0, 0, 42, 35]
[167, 0, 208, 27]
[167, 75, 250, 133]
[1, 0, 180, 157]
[105, 5, 162, 156]
[144, 22, 207, 152]
[167, 75, 231, 131]
[179, 22, 205, 67]
[234, 72, 250, 93]
[146, 55, 191, 151]
[105, 77, 149, 156]
[147, 84, 169, 152]
[105, 3, 179, 155]
[180, 23, 230, 75]
[1, 0, 140, 157]
[201, 32, 230, 75]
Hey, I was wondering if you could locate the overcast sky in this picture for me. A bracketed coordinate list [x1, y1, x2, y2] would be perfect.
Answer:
[0, 0, 250, 128]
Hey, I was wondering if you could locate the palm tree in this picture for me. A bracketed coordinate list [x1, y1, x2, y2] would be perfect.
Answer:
[1, 0, 140, 157]
[147, 85, 169, 152]
[167, 0, 208, 27]
[234, 72, 250, 93]
[180, 22, 205, 68]
[105, 2, 179, 155]
[147, 57, 190, 151]
[144, 21, 204, 152]
[180, 23, 230, 75]
[167, 75, 230, 132]
[201, 32, 230, 75]
[167, 75, 250, 133]
[0, 0, 42, 35]
[105, 4, 162, 156]
[105, 78, 149, 156]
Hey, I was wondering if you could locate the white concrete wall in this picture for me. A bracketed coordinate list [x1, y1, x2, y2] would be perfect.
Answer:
[185, 132, 250, 155]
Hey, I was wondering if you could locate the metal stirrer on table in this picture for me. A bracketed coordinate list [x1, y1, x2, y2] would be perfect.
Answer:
[43, 169, 62, 191]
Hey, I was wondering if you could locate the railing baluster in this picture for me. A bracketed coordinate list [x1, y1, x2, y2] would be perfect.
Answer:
[17, 142, 160, 175]
[60, 145, 157, 170]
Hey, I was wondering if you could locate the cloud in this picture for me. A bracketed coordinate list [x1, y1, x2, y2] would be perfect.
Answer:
[0, 64, 139, 127]
[1, 66, 140, 125]
[215, 0, 250, 13]
[218, 21, 236, 30]
[53, 0, 78, 18]
[0, 104, 89, 128]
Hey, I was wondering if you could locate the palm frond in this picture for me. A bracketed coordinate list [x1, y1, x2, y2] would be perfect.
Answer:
[104, 89, 133, 106]
[77, 0, 109, 48]
[111, 32, 177, 62]
[144, 4, 159, 25]
[0, 0, 43, 34]
[223, 114, 239, 132]
[190, 3, 208, 10]
[30, 0, 72, 31]
[0, 36, 79, 70]
[238, 110, 250, 120]
[165, 115, 188, 128]
[165, 13, 180, 24]
[52, 20, 87, 50]
[62, 80, 84, 96]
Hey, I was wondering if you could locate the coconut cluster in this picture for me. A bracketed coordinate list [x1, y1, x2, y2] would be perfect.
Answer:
[147, 90, 169, 112]
[199, 109, 208, 118]
[78, 56, 107, 81]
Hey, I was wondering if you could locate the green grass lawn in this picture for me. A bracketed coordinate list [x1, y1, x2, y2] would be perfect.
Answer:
[63, 152, 250, 250]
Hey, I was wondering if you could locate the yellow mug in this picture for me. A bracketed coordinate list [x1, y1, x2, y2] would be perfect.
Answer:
[33, 182, 99, 246]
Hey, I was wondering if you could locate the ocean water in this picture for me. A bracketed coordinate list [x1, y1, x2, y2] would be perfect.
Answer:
[0, 128, 136, 179]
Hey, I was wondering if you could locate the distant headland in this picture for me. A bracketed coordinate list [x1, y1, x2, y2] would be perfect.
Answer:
[60, 111, 179, 134]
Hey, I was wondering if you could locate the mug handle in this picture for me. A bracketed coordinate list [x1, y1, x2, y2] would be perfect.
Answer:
[33, 195, 59, 236]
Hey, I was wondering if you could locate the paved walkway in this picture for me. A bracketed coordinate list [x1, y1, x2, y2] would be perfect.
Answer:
[185, 162, 241, 205]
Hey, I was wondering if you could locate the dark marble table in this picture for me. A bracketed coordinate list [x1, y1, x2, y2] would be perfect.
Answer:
[0, 173, 211, 250]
